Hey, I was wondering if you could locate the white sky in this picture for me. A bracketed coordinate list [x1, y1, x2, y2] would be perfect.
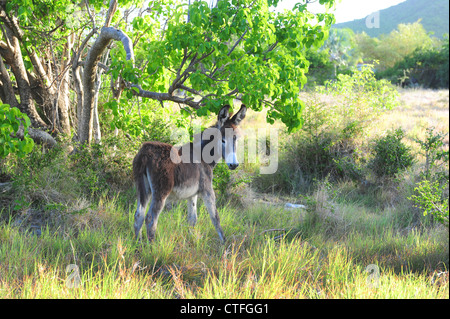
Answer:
[275, 0, 407, 23]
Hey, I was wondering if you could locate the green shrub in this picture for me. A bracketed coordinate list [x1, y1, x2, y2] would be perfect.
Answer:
[253, 129, 364, 195]
[213, 162, 253, 205]
[413, 127, 449, 180]
[408, 127, 449, 227]
[369, 128, 415, 178]
[5, 132, 139, 214]
[255, 66, 398, 194]
[409, 179, 449, 227]
[0, 104, 34, 158]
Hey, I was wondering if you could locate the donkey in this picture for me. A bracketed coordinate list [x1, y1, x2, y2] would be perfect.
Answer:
[132, 104, 247, 243]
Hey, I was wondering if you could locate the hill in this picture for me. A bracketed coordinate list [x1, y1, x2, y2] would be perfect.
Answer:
[332, 0, 449, 38]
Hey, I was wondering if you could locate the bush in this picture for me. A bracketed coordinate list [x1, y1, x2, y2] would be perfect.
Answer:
[408, 126, 449, 227]
[4, 132, 139, 215]
[369, 128, 415, 178]
[409, 179, 449, 227]
[255, 66, 398, 195]
[378, 37, 449, 89]
[414, 127, 449, 181]
[0, 104, 34, 158]
[101, 99, 187, 144]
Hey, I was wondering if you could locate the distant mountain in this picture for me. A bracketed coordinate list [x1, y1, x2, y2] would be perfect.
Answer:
[332, 0, 449, 38]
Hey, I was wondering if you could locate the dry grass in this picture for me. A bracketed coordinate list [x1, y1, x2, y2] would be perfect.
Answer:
[369, 89, 449, 150]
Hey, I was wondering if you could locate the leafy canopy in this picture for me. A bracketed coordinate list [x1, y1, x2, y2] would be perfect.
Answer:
[108, 0, 336, 132]
[3, 0, 336, 134]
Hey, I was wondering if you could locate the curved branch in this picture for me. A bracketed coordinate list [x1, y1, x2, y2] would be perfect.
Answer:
[78, 25, 134, 144]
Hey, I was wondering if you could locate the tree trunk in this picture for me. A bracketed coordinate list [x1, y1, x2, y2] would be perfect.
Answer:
[1, 25, 47, 128]
[0, 55, 18, 107]
[78, 26, 134, 144]
[78, 32, 112, 145]
[57, 37, 73, 135]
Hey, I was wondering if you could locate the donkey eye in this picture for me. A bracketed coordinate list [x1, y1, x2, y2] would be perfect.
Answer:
[222, 139, 226, 144]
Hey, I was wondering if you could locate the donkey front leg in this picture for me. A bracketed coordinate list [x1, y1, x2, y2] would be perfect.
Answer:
[201, 190, 225, 243]
[146, 195, 167, 243]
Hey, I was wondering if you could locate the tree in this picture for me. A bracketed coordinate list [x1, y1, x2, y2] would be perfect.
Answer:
[1, 0, 336, 146]
[0, 0, 74, 134]
[356, 20, 437, 71]
[322, 28, 359, 77]
[377, 36, 449, 89]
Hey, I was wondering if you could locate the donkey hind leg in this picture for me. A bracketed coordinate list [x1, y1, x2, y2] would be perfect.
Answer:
[201, 190, 225, 243]
[187, 195, 198, 227]
[145, 194, 167, 243]
[134, 172, 151, 241]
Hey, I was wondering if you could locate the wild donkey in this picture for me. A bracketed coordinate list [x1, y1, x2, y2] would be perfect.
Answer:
[132, 104, 247, 243]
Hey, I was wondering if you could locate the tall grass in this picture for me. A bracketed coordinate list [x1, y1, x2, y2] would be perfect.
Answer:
[0, 194, 448, 298]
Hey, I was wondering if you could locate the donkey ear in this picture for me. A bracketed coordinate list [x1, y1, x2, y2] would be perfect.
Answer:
[217, 105, 230, 128]
[230, 104, 247, 125]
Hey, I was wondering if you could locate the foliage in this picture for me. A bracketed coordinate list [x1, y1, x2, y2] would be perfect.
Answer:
[355, 21, 437, 71]
[408, 127, 449, 227]
[321, 63, 398, 113]
[379, 20, 437, 68]
[377, 37, 449, 89]
[414, 127, 449, 180]
[307, 64, 398, 180]
[313, 64, 398, 144]
[0, 104, 34, 158]
[409, 179, 449, 227]
[102, 98, 181, 143]
[303, 47, 334, 86]
[1, 0, 337, 143]
[255, 66, 398, 194]
[369, 128, 415, 178]
[108, 0, 336, 133]
[6, 134, 137, 212]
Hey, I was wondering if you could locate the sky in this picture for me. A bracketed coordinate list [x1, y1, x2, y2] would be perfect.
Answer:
[275, 0, 407, 24]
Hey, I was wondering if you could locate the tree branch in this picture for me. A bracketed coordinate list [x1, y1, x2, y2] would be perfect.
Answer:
[0, 54, 18, 107]
[16, 124, 57, 148]
[84, 0, 96, 30]
[130, 83, 200, 109]
[227, 28, 248, 56]
[104, 0, 118, 28]
[79, 22, 134, 143]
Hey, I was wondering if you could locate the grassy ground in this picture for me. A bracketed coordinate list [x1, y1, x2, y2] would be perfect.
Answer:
[0, 89, 448, 299]
[0, 199, 447, 298]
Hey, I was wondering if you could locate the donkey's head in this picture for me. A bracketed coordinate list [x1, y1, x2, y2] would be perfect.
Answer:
[215, 104, 247, 170]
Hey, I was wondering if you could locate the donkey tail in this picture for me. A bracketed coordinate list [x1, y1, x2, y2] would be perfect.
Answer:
[133, 147, 151, 204]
